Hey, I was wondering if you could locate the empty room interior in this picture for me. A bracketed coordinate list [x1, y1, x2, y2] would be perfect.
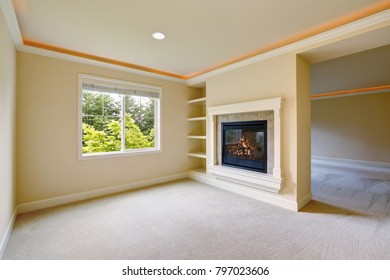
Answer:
[1, 0, 390, 260]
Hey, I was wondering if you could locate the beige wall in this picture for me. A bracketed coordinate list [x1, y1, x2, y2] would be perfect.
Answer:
[0, 10, 16, 253]
[311, 45, 390, 94]
[16, 52, 198, 204]
[312, 92, 390, 163]
[296, 56, 311, 201]
[206, 53, 311, 204]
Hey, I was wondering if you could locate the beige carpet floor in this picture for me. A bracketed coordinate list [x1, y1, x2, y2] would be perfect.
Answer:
[3, 161, 390, 259]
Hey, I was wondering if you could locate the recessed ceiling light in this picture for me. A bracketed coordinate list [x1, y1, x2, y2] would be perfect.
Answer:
[152, 32, 166, 40]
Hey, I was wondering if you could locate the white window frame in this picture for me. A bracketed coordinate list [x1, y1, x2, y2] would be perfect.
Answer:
[78, 74, 162, 160]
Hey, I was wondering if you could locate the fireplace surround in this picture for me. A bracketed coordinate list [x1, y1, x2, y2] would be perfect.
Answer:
[207, 97, 283, 193]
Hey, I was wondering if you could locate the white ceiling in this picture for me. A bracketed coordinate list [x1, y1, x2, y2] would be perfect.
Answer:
[301, 25, 390, 63]
[10, 0, 390, 78]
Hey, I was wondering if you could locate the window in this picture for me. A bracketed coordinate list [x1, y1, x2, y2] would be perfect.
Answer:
[78, 74, 161, 158]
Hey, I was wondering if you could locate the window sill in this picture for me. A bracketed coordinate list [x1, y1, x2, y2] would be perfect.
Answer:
[78, 148, 161, 160]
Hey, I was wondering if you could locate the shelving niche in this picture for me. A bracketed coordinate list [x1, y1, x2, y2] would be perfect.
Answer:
[187, 88, 207, 175]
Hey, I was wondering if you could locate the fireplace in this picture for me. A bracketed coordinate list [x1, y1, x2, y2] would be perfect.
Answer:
[222, 120, 267, 173]
[207, 98, 283, 193]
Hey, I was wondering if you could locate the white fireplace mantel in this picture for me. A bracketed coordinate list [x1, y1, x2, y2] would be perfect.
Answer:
[207, 97, 283, 193]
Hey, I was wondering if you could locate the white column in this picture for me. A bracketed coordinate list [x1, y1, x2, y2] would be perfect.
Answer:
[272, 107, 282, 178]
[207, 115, 217, 168]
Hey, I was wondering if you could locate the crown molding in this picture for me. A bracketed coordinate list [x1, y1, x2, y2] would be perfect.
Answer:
[0, 0, 23, 47]
[18, 43, 187, 84]
[23, 39, 187, 80]
[311, 85, 390, 100]
[186, 9, 390, 86]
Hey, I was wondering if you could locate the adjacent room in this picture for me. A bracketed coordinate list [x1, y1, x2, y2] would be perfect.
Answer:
[1, 0, 389, 260]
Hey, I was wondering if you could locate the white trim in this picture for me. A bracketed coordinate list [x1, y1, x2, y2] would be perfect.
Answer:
[0, 0, 23, 47]
[207, 97, 282, 116]
[188, 168, 206, 177]
[187, 97, 206, 104]
[0, 209, 17, 259]
[81, 75, 162, 94]
[155, 91, 162, 152]
[78, 74, 84, 159]
[187, 170, 211, 184]
[17, 173, 187, 214]
[188, 117, 206, 121]
[311, 87, 390, 100]
[188, 172, 299, 212]
[79, 148, 162, 160]
[297, 193, 312, 211]
[187, 9, 390, 86]
[187, 152, 207, 159]
[312, 156, 390, 170]
[121, 95, 126, 151]
[188, 135, 206, 140]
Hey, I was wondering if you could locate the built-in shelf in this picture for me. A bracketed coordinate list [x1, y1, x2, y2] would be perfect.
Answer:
[188, 152, 207, 159]
[188, 117, 206, 121]
[311, 85, 390, 99]
[188, 135, 206, 140]
[187, 97, 206, 104]
[188, 93, 207, 168]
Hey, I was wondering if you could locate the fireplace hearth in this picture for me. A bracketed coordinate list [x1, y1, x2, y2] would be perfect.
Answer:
[222, 121, 267, 173]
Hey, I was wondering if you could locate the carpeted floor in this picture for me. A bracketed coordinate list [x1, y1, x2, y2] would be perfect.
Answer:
[3, 160, 390, 259]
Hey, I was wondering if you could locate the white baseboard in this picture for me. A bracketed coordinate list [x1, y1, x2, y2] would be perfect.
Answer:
[188, 170, 211, 185]
[0, 209, 17, 259]
[17, 173, 187, 214]
[312, 156, 390, 170]
[297, 193, 312, 211]
[189, 171, 302, 212]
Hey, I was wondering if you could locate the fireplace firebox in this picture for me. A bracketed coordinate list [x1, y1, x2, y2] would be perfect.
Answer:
[222, 121, 267, 173]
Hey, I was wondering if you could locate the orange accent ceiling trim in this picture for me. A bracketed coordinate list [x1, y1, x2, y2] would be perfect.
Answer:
[184, 1, 390, 79]
[22, 1, 390, 81]
[23, 39, 186, 80]
[311, 85, 390, 99]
